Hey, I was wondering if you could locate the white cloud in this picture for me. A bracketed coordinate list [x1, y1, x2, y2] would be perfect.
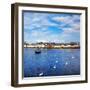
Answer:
[71, 23, 80, 31]
[52, 14, 80, 33]
[25, 28, 70, 43]
[52, 16, 71, 23]
[24, 12, 80, 43]
[52, 14, 80, 24]
[24, 13, 57, 30]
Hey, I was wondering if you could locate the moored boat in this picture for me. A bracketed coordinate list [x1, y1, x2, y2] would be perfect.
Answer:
[35, 48, 41, 54]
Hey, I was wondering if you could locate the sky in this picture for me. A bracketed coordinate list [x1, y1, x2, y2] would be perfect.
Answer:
[23, 11, 80, 43]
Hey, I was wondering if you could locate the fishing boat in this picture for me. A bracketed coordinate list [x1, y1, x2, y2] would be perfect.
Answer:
[35, 48, 41, 54]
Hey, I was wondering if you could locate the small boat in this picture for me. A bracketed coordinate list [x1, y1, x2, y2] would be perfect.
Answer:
[35, 48, 41, 54]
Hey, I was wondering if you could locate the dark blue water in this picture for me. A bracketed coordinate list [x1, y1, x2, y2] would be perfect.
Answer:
[24, 48, 80, 77]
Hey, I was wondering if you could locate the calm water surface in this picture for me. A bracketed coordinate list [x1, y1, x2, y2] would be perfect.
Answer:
[24, 48, 80, 77]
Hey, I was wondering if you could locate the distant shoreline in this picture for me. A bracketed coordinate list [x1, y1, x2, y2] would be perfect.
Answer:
[24, 42, 80, 49]
[24, 46, 80, 49]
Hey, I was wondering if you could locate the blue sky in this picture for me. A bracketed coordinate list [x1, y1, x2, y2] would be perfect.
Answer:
[23, 11, 80, 43]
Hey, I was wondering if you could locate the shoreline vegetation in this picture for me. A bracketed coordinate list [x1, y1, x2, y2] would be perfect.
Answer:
[24, 42, 80, 49]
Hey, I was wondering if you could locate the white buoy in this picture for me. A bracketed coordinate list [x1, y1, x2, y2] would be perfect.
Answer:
[55, 60, 58, 63]
[65, 62, 68, 65]
[53, 65, 56, 69]
[39, 72, 43, 76]
[72, 56, 75, 59]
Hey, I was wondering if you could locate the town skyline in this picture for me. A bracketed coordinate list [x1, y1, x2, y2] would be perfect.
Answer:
[24, 41, 80, 44]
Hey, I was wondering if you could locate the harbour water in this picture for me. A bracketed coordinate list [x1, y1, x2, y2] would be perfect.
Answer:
[24, 48, 80, 77]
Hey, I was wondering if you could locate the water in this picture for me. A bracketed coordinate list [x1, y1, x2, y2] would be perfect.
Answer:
[24, 48, 80, 77]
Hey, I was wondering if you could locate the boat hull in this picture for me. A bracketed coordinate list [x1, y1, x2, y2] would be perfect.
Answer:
[35, 51, 41, 54]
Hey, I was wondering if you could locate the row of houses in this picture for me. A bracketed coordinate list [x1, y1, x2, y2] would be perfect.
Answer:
[24, 42, 80, 49]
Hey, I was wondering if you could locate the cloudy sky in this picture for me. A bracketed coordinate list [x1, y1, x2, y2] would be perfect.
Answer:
[23, 11, 80, 43]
